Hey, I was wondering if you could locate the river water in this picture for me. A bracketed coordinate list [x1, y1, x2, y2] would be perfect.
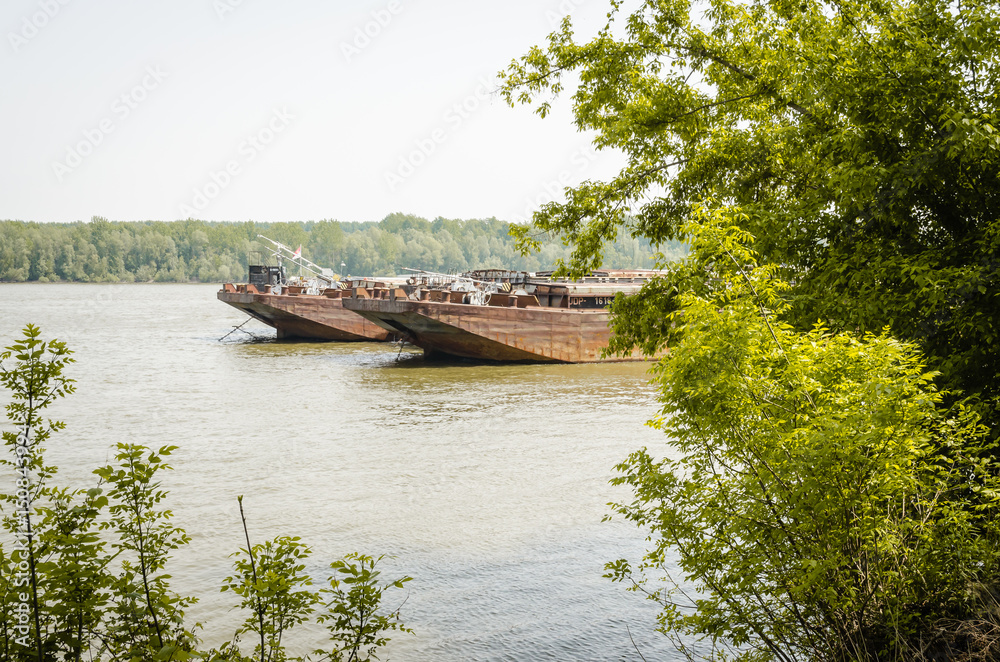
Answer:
[0, 283, 679, 661]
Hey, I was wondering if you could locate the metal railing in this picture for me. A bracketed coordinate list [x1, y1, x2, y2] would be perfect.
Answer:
[257, 235, 337, 286]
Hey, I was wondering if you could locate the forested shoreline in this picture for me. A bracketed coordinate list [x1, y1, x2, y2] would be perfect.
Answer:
[0, 214, 681, 283]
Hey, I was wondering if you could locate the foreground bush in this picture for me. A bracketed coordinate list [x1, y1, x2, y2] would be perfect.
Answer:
[0, 324, 411, 662]
[605, 217, 1000, 661]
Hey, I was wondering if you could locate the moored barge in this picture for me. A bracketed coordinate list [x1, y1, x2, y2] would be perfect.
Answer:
[218, 282, 398, 341]
[341, 270, 658, 363]
[217, 235, 401, 342]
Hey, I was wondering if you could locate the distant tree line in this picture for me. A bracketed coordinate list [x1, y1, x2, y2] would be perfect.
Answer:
[0, 214, 684, 283]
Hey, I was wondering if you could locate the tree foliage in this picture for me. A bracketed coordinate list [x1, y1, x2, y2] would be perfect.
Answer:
[95, 444, 198, 661]
[314, 554, 412, 662]
[0, 326, 412, 661]
[499, 0, 1000, 418]
[0, 324, 77, 661]
[0, 215, 684, 284]
[605, 215, 1000, 661]
[221, 533, 318, 662]
[501, 0, 1000, 657]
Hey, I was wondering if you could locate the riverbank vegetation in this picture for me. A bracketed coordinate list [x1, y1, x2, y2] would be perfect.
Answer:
[502, 0, 1000, 659]
[0, 215, 684, 284]
[0, 325, 411, 661]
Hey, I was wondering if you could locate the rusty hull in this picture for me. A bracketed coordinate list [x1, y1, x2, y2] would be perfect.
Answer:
[218, 289, 394, 341]
[342, 297, 647, 363]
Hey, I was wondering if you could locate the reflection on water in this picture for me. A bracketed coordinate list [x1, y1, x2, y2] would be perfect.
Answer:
[0, 283, 678, 661]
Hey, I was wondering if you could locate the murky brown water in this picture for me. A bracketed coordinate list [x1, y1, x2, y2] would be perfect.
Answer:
[0, 283, 678, 661]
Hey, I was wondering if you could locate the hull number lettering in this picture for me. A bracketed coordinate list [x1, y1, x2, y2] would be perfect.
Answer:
[569, 296, 614, 309]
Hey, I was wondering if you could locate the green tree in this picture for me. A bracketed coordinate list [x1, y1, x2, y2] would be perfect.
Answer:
[604, 216, 1000, 660]
[0, 324, 75, 661]
[499, 0, 1000, 421]
[0, 546, 19, 657]
[0, 215, 669, 283]
[1, 326, 414, 661]
[500, 1, 1000, 652]
[313, 554, 412, 662]
[0, 328, 200, 661]
[95, 444, 198, 661]
[0, 326, 117, 662]
[219, 497, 318, 662]
[35, 487, 112, 662]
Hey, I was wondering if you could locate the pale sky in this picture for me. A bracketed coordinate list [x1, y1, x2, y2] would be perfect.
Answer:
[1, 0, 632, 225]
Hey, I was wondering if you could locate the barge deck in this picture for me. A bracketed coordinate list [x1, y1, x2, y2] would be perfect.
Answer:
[341, 271, 658, 363]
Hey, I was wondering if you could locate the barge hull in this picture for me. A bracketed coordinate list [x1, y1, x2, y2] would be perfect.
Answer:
[218, 291, 394, 342]
[343, 298, 644, 363]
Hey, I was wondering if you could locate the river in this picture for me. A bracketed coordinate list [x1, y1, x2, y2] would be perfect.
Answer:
[0, 283, 678, 661]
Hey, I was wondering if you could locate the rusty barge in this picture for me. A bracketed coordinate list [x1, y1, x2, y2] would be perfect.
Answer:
[217, 237, 659, 362]
[340, 270, 657, 363]
[217, 235, 401, 342]
[218, 282, 397, 341]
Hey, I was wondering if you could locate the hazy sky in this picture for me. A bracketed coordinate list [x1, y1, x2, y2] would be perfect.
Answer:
[1, 0, 632, 224]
